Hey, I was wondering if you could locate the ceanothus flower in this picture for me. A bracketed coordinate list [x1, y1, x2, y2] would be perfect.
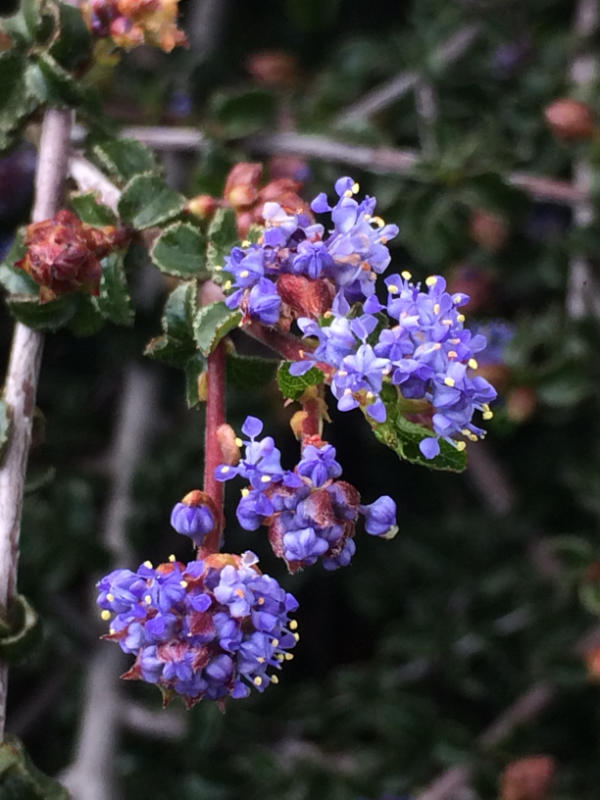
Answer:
[170, 490, 218, 547]
[216, 418, 398, 571]
[221, 176, 399, 324]
[98, 551, 298, 707]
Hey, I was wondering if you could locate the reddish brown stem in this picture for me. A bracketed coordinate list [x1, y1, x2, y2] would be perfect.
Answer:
[245, 320, 309, 361]
[244, 320, 334, 380]
[199, 342, 227, 556]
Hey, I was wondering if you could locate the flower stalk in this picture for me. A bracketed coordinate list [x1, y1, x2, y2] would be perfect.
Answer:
[199, 341, 227, 556]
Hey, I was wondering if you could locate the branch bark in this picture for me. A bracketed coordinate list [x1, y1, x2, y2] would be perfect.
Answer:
[0, 107, 73, 741]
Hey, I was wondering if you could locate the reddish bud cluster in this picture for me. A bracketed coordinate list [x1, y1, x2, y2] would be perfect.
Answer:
[17, 210, 129, 303]
[81, 0, 188, 53]
[544, 98, 595, 141]
[187, 161, 311, 238]
[500, 756, 555, 800]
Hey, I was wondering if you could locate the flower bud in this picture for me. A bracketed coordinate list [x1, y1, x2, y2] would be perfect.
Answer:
[216, 424, 241, 466]
[170, 490, 218, 546]
[544, 98, 595, 140]
[17, 210, 129, 303]
[359, 496, 398, 537]
[277, 274, 335, 319]
[500, 756, 555, 800]
[224, 163, 263, 209]
[187, 194, 220, 220]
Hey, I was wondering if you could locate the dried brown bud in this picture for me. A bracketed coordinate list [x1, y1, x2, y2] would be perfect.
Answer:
[216, 423, 241, 466]
[224, 163, 263, 209]
[17, 209, 129, 303]
[278, 274, 336, 319]
[469, 210, 509, 252]
[246, 50, 298, 87]
[500, 755, 555, 800]
[544, 98, 595, 140]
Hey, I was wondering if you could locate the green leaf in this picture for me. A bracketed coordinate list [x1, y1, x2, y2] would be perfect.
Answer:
[0, 736, 69, 799]
[206, 207, 239, 273]
[211, 88, 277, 138]
[0, 231, 38, 296]
[7, 294, 77, 330]
[277, 361, 325, 400]
[36, 51, 85, 107]
[118, 173, 186, 230]
[97, 252, 134, 326]
[0, 51, 41, 151]
[70, 192, 117, 226]
[184, 353, 206, 409]
[368, 386, 467, 472]
[193, 301, 241, 356]
[22, 0, 56, 43]
[227, 352, 278, 390]
[145, 281, 197, 367]
[0, 594, 41, 663]
[93, 138, 158, 183]
[67, 295, 104, 336]
[0, 399, 9, 462]
[49, 1, 91, 69]
[151, 222, 208, 278]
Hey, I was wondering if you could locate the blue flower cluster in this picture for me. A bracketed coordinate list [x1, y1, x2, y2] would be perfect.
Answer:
[97, 550, 298, 707]
[291, 274, 497, 459]
[221, 177, 399, 324]
[216, 416, 397, 571]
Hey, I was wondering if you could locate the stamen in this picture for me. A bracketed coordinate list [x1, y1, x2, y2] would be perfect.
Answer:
[456, 441, 467, 451]
[352, 182, 360, 193]
[241, 488, 250, 498]
[235, 437, 243, 447]
[101, 610, 111, 621]
[448, 350, 458, 359]
[240, 270, 249, 279]
[168, 554, 176, 563]
[468, 358, 478, 369]
[444, 377, 456, 387]
[289, 620, 298, 630]
[387, 284, 399, 294]
[143, 560, 153, 568]
[401, 270, 412, 280]
[426, 276, 438, 287]
[106, 593, 115, 602]
[457, 314, 465, 323]
[260, 475, 271, 483]
[270, 674, 279, 684]
[241, 240, 251, 247]
[180, 580, 188, 588]
[253, 676, 263, 686]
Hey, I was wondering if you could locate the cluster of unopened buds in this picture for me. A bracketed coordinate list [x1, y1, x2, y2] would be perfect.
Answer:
[222, 177, 497, 459]
[16, 209, 129, 302]
[80, 0, 187, 52]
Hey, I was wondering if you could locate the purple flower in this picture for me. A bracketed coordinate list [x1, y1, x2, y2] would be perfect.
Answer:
[359, 496, 397, 536]
[170, 502, 215, 545]
[99, 551, 298, 707]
